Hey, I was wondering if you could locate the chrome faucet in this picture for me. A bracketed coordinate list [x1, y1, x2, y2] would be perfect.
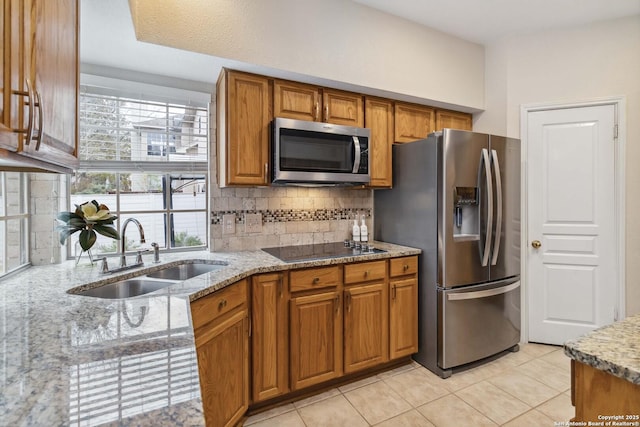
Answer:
[120, 218, 146, 268]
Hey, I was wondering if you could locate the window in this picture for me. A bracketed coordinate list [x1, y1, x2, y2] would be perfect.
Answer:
[69, 82, 209, 259]
[0, 172, 29, 277]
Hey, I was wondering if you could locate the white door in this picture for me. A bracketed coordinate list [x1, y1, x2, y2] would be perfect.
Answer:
[527, 104, 617, 345]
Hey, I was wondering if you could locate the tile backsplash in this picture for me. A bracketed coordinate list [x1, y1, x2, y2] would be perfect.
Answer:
[209, 186, 373, 251]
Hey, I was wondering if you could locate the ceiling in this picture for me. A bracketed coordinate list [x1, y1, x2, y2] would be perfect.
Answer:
[80, 0, 640, 85]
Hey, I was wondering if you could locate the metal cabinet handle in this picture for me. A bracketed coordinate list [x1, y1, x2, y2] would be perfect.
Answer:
[12, 79, 35, 145]
[346, 291, 351, 312]
[403, 264, 409, 271]
[278, 276, 283, 297]
[218, 299, 227, 310]
[363, 270, 369, 278]
[324, 104, 329, 122]
[392, 284, 397, 300]
[315, 102, 319, 121]
[312, 277, 320, 284]
[334, 294, 340, 314]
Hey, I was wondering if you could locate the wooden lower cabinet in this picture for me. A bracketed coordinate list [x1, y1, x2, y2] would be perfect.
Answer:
[290, 290, 343, 390]
[192, 280, 249, 427]
[344, 282, 389, 373]
[251, 273, 289, 402]
[572, 360, 640, 421]
[389, 257, 419, 359]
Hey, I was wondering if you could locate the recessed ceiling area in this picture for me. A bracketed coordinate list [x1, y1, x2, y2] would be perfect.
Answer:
[353, 0, 640, 44]
[81, 0, 640, 85]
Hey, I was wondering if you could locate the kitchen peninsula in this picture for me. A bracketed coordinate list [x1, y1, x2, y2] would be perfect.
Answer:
[564, 314, 640, 421]
[0, 241, 419, 426]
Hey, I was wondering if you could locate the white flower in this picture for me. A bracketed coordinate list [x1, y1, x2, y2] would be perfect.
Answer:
[80, 201, 111, 222]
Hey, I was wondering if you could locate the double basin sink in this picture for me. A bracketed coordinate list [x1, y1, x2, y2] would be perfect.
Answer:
[68, 261, 228, 299]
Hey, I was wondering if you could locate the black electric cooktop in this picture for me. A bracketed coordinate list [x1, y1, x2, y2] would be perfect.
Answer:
[262, 242, 385, 263]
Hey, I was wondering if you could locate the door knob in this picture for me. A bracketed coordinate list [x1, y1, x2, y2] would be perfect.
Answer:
[531, 240, 542, 249]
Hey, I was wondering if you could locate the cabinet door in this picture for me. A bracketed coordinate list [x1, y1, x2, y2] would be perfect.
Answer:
[251, 273, 289, 402]
[273, 80, 320, 122]
[219, 70, 271, 186]
[344, 282, 389, 373]
[195, 309, 249, 427]
[25, 0, 78, 167]
[435, 109, 472, 131]
[389, 277, 418, 359]
[394, 102, 435, 143]
[365, 97, 393, 188]
[323, 88, 363, 127]
[0, 0, 28, 152]
[290, 290, 342, 390]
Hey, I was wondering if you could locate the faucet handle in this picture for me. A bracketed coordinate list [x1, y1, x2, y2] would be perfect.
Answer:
[100, 257, 109, 274]
[135, 250, 144, 265]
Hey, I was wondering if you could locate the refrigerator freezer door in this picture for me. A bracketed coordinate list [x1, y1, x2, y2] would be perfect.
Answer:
[438, 278, 521, 369]
[488, 136, 521, 281]
[440, 129, 491, 288]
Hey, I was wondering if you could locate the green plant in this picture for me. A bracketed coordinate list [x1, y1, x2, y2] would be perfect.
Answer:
[174, 231, 203, 247]
[57, 200, 120, 251]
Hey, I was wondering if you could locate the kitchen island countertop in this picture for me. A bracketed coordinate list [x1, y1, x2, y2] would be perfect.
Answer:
[0, 241, 420, 426]
[564, 313, 640, 385]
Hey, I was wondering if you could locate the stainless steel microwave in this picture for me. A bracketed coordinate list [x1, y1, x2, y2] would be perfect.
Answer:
[271, 117, 371, 186]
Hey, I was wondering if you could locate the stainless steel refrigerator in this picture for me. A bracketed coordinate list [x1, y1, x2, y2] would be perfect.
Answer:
[374, 129, 521, 378]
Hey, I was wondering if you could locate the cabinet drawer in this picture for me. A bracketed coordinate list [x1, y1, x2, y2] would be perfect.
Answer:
[389, 256, 418, 277]
[344, 260, 386, 284]
[191, 279, 248, 330]
[290, 266, 341, 292]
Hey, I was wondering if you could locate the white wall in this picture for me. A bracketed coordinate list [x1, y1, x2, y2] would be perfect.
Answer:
[128, 0, 485, 111]
[476, 15, 640, 315]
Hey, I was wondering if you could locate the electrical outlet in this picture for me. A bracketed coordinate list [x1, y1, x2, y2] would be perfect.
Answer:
[245, 213, 262, 233]
[222, 214, 236, 235]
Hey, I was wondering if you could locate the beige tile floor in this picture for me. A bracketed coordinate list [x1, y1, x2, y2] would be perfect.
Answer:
[244, 343, 574, 427]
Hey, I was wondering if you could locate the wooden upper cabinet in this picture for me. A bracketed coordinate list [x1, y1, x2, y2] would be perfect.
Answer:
[25, 0, 79, 168]
[0, 0, 24, 152]
[435, 109, 472, 131]
[0, 0, 78, 172]
[394, 102, 435, 143]
[217, 69, 271, 186]
[273, 81, 363, 127]
[365, 97, 393, 188]
[273, 80, 320, 122]
[323, 88, 363, 127]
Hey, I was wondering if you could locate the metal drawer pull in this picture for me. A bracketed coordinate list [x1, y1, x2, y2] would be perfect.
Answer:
[312, 277, 320, 284]
[218, 299, 228, 310]
[403, 264, 409, 271]
[447, 282, 520, 301]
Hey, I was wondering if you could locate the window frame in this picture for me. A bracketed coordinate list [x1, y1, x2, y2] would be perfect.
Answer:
[66, 79, 210, 260]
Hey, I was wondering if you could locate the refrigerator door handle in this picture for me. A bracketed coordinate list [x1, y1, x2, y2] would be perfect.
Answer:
[480, 148, 493, 266]
[491, 149, 503, 266]
[447, 281, 520, 301]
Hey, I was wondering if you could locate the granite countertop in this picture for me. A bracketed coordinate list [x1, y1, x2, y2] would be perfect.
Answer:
[564, 313, 640, 385]
[0, 241, 420, 426]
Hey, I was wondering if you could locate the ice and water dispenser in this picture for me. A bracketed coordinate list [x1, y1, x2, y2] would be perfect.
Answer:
[453, 186, 479, 241]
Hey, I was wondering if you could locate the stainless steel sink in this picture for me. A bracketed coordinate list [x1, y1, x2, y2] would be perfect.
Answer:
[145, 262, 226, 281]
[74, 278, 177, 299]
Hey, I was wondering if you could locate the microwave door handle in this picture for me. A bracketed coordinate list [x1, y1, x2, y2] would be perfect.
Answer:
[352, 136, 361, 173]
[491, 149, 502, 266]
